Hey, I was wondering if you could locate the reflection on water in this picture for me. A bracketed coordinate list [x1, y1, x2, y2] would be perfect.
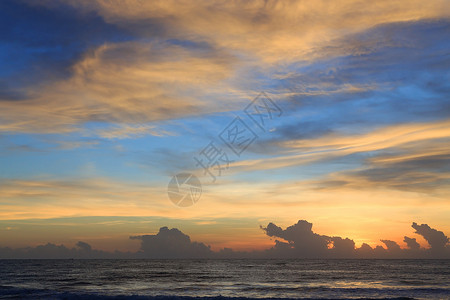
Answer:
[0, 259, 449, 299]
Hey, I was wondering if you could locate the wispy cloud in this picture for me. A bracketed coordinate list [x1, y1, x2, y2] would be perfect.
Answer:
[53, 0, 450, 63]
[1, 0, 449, 253]
[226, 120, 450, 176]
[0, 40, 238, 134]
[95, 123, 172, 139]
[0, 177, 167, 220]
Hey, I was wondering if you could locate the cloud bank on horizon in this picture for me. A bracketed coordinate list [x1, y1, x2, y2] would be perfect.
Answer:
[1, 220, 449, 259]
[0, 0, 449, 251]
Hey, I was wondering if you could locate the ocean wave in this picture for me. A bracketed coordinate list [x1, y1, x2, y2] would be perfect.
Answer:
[0, 285, 423, 300]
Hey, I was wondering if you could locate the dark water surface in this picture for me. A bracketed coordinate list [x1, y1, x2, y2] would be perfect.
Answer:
[0, 259, 449, 299]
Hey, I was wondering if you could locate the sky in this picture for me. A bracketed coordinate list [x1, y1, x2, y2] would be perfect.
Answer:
[0, 0, 449, 257]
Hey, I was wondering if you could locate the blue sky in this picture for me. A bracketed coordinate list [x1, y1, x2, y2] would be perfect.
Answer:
[0, 0, 449, 252]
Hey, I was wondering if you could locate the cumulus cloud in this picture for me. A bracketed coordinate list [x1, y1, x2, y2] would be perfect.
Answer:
[404, 236, 420, 250]
[262, 220, 329, 257]
[1, 220, 449, 259]
[380, 240, 402, 252]
[262, 220, 450, 259]
[412, 222, 450, 251]
[262, 220, 360, 258]
[130, 226, 213, 258]
[0, 241, 130, 259]
[76, 241, 92, 252]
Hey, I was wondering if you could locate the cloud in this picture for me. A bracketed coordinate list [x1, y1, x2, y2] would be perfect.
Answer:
[49, 0, 450, 64]
[262, 220, 329, 257]
[0, 39, 238, 134]
[0, 1, 449, 261]
[76, 241, 92, 252]
[296, 124, 450, 196]
[329, 236, 356, 257]
[2, 1, 449, 136]
[130, 226, 213, 258]
[281, 20, 450, 108]
[255, 20, 450, 158]
[262, 220, 359, 258]
[380, 240, 402, 252]
[227, 120, 450, 184]
[1, 220, 449, 259]
[280, 120, 450, 154]
[0, 178, 167, 220]
[412, 222, 450, 251]
[0, 0, 133, 92]
[404, 236, 420, 250]
[0, 241, 129, 259]
[95, 123, 172, 139]
[262, 220, 450, 259]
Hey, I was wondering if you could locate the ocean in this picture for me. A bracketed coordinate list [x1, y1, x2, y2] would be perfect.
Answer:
[0, 259, 449, 299]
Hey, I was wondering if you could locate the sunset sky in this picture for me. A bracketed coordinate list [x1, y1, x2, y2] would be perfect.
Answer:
[0, 0, 449, 254]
